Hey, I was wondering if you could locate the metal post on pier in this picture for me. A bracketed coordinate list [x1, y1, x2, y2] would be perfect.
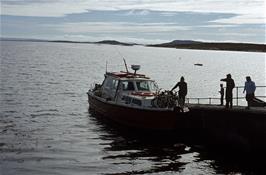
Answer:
[236, 87, 239, 106]
[186, 85, 265, 106]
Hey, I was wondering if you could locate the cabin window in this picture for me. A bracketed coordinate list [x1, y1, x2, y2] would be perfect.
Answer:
[103, 77, 113, 89]
[149, 81, 158, 91]
[136, 81, 150, 91]
[123, 96, 132, 104]
[122, 81, 135, 91]
[102, 77, 119, 100]
[132, 99, 142, 106]
[103, 77, 119, 90]
[112, 79, 119, 89]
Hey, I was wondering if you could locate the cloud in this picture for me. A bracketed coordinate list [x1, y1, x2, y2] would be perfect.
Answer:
[211, 14, 265, 25]
[125, 9, 151, 16]
[1, 0, 265, 25]
[1, 1, 265, 43]
[60, 34, 169, 44]
[1, 0, 89, 17]
[49, 22, 190, 34]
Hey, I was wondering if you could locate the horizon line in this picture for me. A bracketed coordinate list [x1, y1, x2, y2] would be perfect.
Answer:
[1, 37, 265, 45]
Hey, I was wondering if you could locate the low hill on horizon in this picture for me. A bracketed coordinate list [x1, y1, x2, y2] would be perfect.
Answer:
[1, 37, 265, 52]
[95, 40, 137, 46]
[148, 40, 266, 52]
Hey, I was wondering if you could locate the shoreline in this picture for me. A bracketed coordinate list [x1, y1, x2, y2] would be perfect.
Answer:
[148, 42, 266, 53]
[1, 39, 265, 53]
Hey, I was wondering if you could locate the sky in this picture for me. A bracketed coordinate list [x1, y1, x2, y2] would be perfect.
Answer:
[1, 0, 265, 44]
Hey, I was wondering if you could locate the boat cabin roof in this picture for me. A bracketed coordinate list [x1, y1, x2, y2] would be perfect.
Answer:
[105, 71, 151, 81]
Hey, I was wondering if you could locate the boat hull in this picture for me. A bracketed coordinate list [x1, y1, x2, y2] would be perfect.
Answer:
[88, 93, 188, 131]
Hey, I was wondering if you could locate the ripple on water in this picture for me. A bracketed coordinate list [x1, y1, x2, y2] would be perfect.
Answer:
[47, 81, 61, 85]
[30, 109, 61, 118]
[17, 73, 32, 76]
[2, 110, 17, 114]
[34, 109, 59, 113]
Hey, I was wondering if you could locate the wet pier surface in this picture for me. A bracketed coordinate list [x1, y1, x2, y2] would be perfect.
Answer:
[185, 104, 266, 155]
[188, 104, 266, 114]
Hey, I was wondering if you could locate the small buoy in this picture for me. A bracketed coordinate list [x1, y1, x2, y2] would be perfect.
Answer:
[194, 63, 203, 66]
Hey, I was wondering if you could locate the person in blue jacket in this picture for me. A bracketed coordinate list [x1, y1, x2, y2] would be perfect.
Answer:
[243, 76, 256, 109]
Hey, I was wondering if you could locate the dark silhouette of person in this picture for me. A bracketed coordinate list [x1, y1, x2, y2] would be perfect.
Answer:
[171, 76, 187, 107]
[220, 74, 235, 108]
[127, 81, 135, 90]
[219, 84, 224, 106]
[243, 76, 256, 109]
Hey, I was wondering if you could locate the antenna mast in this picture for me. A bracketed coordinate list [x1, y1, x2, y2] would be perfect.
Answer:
[115, 47, 128, 73]
[105, 60, 108, 73]
[123, 58, 129, 73]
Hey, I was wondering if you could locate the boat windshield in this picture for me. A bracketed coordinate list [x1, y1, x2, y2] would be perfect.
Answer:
[136, 81, 157, 91]
[122, 81, 135, 91]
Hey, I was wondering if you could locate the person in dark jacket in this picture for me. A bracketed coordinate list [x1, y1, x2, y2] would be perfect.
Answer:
[171, 76, 187, 107]
[219, 84, 224, 106]
[220, 74, 235, 108]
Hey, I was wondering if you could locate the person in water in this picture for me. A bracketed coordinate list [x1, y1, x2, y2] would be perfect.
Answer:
[220, 74, 235, 108]
[243, 76, 256, 109]
[171, 76, 187, 107]
[219, 84, 224, 106]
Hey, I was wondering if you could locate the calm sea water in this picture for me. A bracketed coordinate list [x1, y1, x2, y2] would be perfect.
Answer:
[1, 41, 265, 175]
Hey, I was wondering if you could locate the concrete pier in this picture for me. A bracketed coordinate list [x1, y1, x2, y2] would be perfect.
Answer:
[186, 104, 266, 154]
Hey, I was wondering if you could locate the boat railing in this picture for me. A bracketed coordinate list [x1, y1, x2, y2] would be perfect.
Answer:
[186, 85, 266, 106]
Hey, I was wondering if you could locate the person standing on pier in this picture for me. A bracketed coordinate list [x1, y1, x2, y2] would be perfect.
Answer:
[219, 84, 224, 106]
[243, 76, 256, 109]
[171, 76, 187, 107]
[220, 74, 235, 108]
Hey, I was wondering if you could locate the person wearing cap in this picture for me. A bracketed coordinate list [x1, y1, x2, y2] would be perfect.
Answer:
[171, 76, 187, 107]
[243, 76, 256, 109]
[220, 74, 235, 108]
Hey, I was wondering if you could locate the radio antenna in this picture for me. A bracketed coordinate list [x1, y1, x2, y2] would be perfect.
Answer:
[105, 60, 108, 73]
[116, 47, 129, 73]
[123, 58, 129, 73]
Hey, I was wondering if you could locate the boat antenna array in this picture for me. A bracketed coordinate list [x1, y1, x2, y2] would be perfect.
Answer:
[105, 60, 108, 73]
[131, 65, 141, 75]
[115, 47, 129, 73]
[123, 58, 129, 73]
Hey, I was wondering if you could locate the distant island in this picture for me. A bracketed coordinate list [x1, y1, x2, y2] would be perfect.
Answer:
[50, 40, 137, 46]
[95, 40, 137, 46]
[148, 40, 266, 52]
[1, 38, 265, 52]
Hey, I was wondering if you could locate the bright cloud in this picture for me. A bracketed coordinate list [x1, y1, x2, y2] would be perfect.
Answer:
[212, 14, 265, 25]
[60, 34, 169, 44]
[50, 22, 189, 33]
[1, 0, 265, 24]
[1, 0, 89, 17]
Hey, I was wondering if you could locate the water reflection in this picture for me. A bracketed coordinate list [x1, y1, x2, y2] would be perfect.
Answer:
[89, 111, 206, 174]
[89, 111, 266, 175]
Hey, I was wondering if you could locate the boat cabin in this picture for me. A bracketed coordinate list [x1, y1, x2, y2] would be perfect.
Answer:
[100, 71, 158, 108]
